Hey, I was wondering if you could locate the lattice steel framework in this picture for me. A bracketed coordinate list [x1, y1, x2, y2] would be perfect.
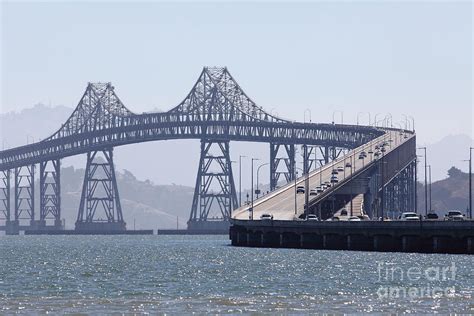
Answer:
[39, 159, 61, 225]
[14, 165, 35, 222]
[0, 67, 395, 230]
[189, 140, 238, 222]
[0, 68, 384, 172]
[270, 143, 295, 191]
[76, 149, 125, 227]
[0, 170, 10, 222]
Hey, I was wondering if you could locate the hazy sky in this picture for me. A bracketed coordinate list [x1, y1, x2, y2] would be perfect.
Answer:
[2, 1, 472, 144]
[0, 1, 473, 187]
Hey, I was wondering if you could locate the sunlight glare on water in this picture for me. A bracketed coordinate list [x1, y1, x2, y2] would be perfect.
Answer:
[0, 235, 472, 313]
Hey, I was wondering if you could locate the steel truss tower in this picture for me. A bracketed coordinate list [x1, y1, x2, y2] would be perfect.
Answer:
[15, 165, 35, 224]
[0, 170, 11, 222]
[40, 159, 62, 227]
[270, 143, 295, 191]
[76, 149, 125, 231]
[189, 140, 238, 223]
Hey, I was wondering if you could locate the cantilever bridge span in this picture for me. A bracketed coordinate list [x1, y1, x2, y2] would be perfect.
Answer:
[0, 67, 413, 234]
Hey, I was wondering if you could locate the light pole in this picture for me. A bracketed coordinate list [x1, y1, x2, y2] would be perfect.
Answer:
[417, 147, 428, 215]
[239, 155, 246, 207]
[402, 114, 411, 131]
[428, 165, 432, 213]
[470, 148, 473, 219]
[373, 113, 382, 127]
[256, 162, 269, 198]
[357, 112, 371, 126]
[250, 158, 259, 220]
[294, 166, 304, 216]
[380, 146, 386, 220]
[304, 109, 312, 123]
[409, 116, 415, 131]
[332, 110, 343, 124]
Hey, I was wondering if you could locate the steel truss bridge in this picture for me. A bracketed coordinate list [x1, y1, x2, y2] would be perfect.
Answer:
[0, 67, 416, 234]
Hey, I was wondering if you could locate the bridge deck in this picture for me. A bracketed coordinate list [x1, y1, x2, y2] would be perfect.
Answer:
[232, 129, 414, 220]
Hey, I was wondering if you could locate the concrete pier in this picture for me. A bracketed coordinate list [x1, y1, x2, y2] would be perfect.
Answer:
[230, 220, 474, 254]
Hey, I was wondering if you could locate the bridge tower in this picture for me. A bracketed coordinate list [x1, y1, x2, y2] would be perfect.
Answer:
[188, 140, 238, 230]
[0, 170, 15, 234]
[76, 149, 126, 231]
[39, 159, 62, 228]
[14, 165, 36, 231]
[270, 143, 295, 191]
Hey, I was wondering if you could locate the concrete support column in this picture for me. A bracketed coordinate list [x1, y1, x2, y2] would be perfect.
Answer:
[373, 235, 379, 251]
[467, 237, 473, 254]
[433, 237, 439, 253]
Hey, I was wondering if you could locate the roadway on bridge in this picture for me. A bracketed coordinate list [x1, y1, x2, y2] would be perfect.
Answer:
[232, 129, 412, 221]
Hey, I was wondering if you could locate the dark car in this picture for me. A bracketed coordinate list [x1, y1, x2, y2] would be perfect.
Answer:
[425, 213, 439, 220]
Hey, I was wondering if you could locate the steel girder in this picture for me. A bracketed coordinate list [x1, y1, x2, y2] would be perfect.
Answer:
[0, 67, 384, 171]
[0, 121, 383, 171]
[0, 170, 10, 221]
[189, 140, 238, 222]
[76, 149, 125, 227]
[39, 159, 61, 225]
[14, 165, 35, 222]
[270, 143, 295, 191]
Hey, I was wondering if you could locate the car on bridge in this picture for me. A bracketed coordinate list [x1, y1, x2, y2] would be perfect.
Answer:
[444, 210, 465, 221]
[345, 162, 352, 168]
[309, 189, 318, 196]
[306, 214, 318, 221]
[332, 169, 339, 175]
[398, 212, 420, 221]
[425, 212, 439, 220]
[330, 175, 338, 183]
[296, 186, 305, 194]
[260, 213, 273, 220]
[337, 166, 344, 172]
[348, 216, 361, 221]
[316, 186, 324, 193]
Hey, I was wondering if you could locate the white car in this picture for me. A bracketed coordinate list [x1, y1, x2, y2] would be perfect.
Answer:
[348, 216, 361, 221]
[306, 214, 319, 221]
[316, 186, 323, 193]
[309, 189, 318, 196]
[260, 213, 273, 220]
[444, 210, 465, 221]
[330, 175, 338, 183]
[399, 212, 420, 221]
[337, 166, 344, 172]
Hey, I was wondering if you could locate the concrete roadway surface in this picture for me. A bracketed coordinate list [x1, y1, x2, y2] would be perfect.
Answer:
[232, 129, 413, 221]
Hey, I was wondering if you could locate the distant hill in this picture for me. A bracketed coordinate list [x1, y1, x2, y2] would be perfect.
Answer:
[417, 166, 472, 216]
[60, 166, 194, 229]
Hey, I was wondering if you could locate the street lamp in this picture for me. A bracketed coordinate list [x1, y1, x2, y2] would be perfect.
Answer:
[256, 162, 269, 198]
[402, 114, 411, 131]
[294, 166, 304, 216]
[304, 109, 312, 123]
[332, 110, 343, 124]
[357, 112, 371, 126]
[250, 158, 260, 220]
[428, 165, 432, 213]
[373, 113, 382, 127]
[417, 147, 428, 216]
[239, 155, 246, 207]
[385, 114, 393, 128]
[465, 148, 473, 219]
[470, 147, 473, 219]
